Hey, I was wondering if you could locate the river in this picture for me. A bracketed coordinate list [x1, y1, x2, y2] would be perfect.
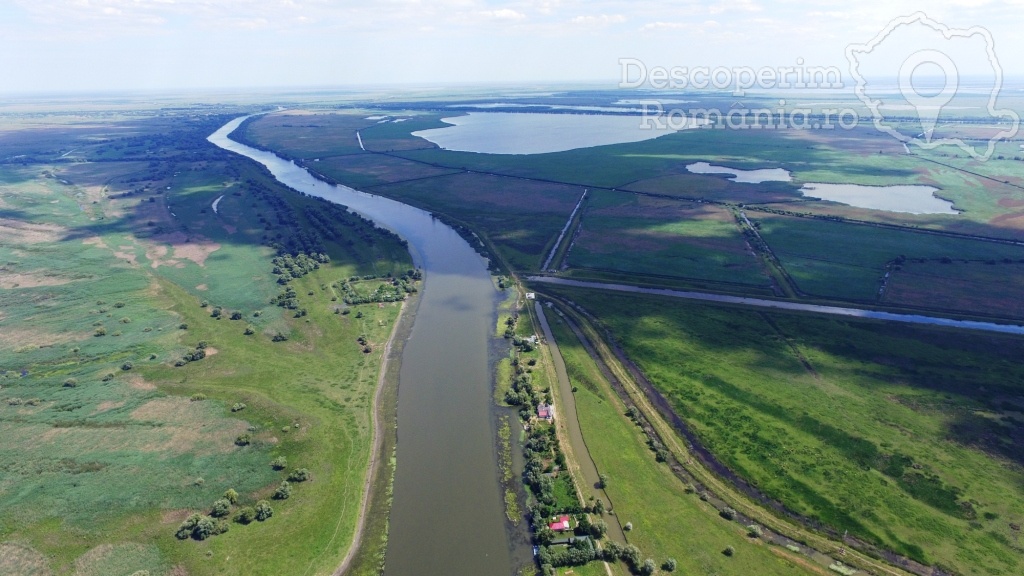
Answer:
[209, 117, 519, 575]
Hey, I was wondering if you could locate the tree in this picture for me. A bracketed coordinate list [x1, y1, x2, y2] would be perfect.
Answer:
[255, 500, 273, 521]
[235, 507, 256, 524]
[592, 498, 605, 515]
[720, 507, 737, 520]
[273, 480, 292, 500]
[747, 524, 763, 538]
[621, 544, 642, 567]
[590, 519, 608, 539]
[640, 558, 657, 575]
[210, 498, 231, 518]
[224, 488, 239, 504]
[663, 558, 678, 572]
[288, 468, 311, 482]
[270, 456, 287, 470]
[175, 513, 202, 539]
[192, 516, 216, 540]
[598, 473, 608, 489]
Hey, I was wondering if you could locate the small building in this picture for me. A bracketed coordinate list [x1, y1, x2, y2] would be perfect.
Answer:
[537, 403, 553, 420]
[525, 292, 536, 300]
[548, 515, 572, 532]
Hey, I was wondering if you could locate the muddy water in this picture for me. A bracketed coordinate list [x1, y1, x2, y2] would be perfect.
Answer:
[209, 117, 518, 575]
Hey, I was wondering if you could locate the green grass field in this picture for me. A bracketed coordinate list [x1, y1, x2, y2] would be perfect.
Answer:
[542, 287, 1024, 576]
[544, 308, 817, 576]
[566, 190, 769, 288]
[754, 213, 1024, 304]
[0, 110, 411, 576]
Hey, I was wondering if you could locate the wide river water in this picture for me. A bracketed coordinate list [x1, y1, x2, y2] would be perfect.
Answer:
[209, 117, 519, 575]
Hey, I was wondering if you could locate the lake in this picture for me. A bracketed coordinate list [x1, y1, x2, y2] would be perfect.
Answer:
[412, 112, 699, 154]
[799, 183, 959, 214]
[686, 161, 792, 184]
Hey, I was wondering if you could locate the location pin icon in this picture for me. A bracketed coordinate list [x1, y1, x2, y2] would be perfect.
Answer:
[899, 49, 959, 144]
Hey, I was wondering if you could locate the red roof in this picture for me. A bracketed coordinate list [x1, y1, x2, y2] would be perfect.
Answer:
[548, 515, 571, 532]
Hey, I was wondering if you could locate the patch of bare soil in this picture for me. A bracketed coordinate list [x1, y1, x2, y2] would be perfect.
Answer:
[0, 542, 53, 576]
[82, 236, 108, 249]
[0, 218, 64, 244]
[0, 270, 81, 289]
[127, 376, 156, 391]
[0, 327, 81, 349]
[145, 232, 220, 268]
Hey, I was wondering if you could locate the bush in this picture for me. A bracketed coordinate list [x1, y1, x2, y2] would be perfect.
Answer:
[230, 311, 243, 320]
[270, 456, 287, 470]
[94, 327, 106, 337]
[747, 524, 763, 538]
[620, 544, 642, 567]
[224, 488, 239, 504]
[190, 393, 207, 401]
[175, 514, 201, 539]
[235, 434, 251, 446]
[723, 546, 735, 557]
[273, 481, 291, 500]
[640, 559, 657, 575]
[244, 325, 255, 335]
[235, 507, 256, 524]
[121, 362, 133, 371]
[210, 498, 231, 518]
[176, 513, 221, 540]
[598, 473, 608, 489]
[288, 468, 311, 482]
[624, 521, 633, 531]
[272, 332, 288, 342]
[179, 323, 188, 330]
[231, 402, 246, 412]
[663, 558, 677, 572]
[63, 378, 78, 388]
[720, 507, 737, 521]
[255, 500, 273, 521]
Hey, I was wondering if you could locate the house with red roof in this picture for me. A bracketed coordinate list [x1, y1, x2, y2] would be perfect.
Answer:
[537, 402, 553, 420]
[548, 515, 571, 532]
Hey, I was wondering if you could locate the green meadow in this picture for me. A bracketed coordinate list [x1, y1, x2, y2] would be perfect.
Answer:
[544, 309, 816, 576]
[542, 286, 1024, 576]
[0, 110, 411, 575]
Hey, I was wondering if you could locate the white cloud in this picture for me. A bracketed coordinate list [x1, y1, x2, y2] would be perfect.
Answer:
[480, 8, 527, 21]
[570, 14, 626, 26]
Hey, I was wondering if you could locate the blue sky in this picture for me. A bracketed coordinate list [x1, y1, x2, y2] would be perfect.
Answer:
[1, 0, 1022, 93]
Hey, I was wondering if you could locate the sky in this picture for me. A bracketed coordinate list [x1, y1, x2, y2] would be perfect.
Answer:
[1, 0, 1023, 94]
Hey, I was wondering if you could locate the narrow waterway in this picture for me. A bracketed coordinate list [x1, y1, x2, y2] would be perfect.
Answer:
[209, 117, 517, 575]
[528, 276, 1024, 335]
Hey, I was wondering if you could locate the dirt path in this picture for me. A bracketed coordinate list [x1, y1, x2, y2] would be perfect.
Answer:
[331, 300, 406, 576]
